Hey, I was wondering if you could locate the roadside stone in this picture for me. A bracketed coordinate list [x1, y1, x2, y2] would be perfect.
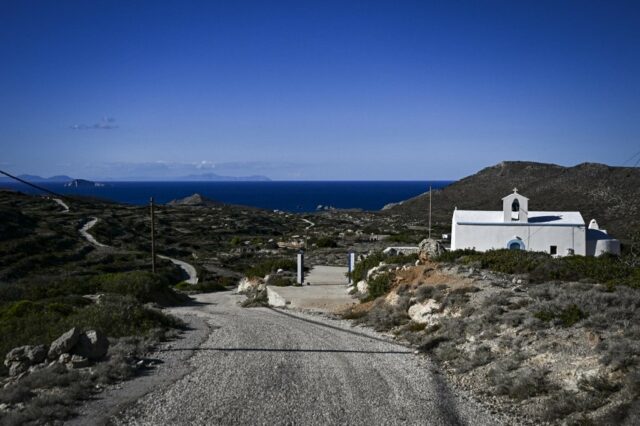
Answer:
[408, 299, 442, 325]
[48, 327, 80, 359]
[266, 287, 287, 308]
[58, 353, 72, 364]
[4, 346, 30, 366]
[8, 362, 28, 377]
[356, 280, 369, 294]
[28, 363, 46, 374]
[73, 330, 109, 360]
[27, 345, 47, 364]
[70, 355, 90, 368]
[237, 277, 265, 294]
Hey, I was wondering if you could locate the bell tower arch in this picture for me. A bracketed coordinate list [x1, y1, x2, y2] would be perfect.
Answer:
[502, 188, 529, 223]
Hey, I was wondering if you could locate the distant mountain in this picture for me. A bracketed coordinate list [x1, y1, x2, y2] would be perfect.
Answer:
[0, 174, 74, 183]
[175, 173, 271, 182]
[385, 161, 640, 241]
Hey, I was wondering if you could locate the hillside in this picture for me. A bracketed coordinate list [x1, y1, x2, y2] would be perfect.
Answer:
[385, 161, 640, 241]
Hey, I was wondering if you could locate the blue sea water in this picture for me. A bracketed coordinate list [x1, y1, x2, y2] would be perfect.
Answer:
[0, 181, 452, 212]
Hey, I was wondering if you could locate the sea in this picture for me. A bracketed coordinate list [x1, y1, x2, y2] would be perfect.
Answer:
[0, 181, 453, 213]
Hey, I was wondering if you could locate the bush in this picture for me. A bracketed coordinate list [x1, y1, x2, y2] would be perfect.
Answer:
[534, 304, 587, 327]
[489, 366, 551, 400]
[175, 276, 235, 293]
[90, 271, 188, 306]
[385, 253, 419, 265]
[364, 273, 392, 301]
[0, 294, 183, 376]
[351, 252, 383, 283]
[436, 249, 640, 288]
[314, 237, 338, 248]
[245, 258, 297, 279]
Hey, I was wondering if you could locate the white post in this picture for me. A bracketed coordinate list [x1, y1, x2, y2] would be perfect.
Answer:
[297, 251, 304, 285]
[348, 252, 356, 285]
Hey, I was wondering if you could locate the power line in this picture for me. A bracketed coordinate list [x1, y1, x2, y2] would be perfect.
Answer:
[0, 169, 66, 198]
[622, 150, 640, 167]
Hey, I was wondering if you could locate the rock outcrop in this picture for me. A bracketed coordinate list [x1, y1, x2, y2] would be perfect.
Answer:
[4, 328, 110, 378]
[73, 330, 109, 360]
[48, 327, 80, 359]
[4, 345, 48, 377]
[418, 238, 445, 262]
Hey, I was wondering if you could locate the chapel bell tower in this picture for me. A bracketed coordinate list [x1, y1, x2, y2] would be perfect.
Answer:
[502, 188, 529, 223]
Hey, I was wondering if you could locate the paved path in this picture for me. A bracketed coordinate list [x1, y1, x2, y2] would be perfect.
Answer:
[158, 254, 199, 284]
[111, 292, 499, 426]
[273, 266, 355, 313]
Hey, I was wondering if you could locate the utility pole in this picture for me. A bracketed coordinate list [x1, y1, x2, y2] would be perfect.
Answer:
[150, 197, 156, 273]
[428, 185, 432, 240]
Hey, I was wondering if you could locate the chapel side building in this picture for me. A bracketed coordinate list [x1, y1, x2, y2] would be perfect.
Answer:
[450, 189, 589, 256]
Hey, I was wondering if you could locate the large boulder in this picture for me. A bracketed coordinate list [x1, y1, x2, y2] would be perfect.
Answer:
[418, 238, 446, 262]
[73, 330, 109, 360]
[48, 327, 80, 359]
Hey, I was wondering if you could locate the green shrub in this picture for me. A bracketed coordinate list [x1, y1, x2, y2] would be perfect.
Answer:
[387, 233, 419, 244]
[365, 273, 392, 301]
[175, 276, 234, 293]
[268, 275, 294, 287]
[90, 271, 188, 306]
[385, 253, 419, 265]
[0, 294, 183, 376]
[436, 249, 640, 288]
[245, 258, 297, 278]
[351, 252, 385, 284]
[534, 304, 587, 327]
[314, 237, 338, 248]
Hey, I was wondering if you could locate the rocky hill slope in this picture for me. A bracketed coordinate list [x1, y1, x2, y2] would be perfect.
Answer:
[385, 161, 640, 241]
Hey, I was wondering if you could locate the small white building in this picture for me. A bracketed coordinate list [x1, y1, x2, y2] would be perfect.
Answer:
[450, 189, 620, 257]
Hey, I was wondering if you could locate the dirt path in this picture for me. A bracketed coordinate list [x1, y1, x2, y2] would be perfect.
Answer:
[158, 254, 199, 284]
[92, 291, 502, 426]
[51, 197, 70, 213]
[79, 217, 110, 248]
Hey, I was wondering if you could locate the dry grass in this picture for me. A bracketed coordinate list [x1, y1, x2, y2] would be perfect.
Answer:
[339, 259, 640, 425]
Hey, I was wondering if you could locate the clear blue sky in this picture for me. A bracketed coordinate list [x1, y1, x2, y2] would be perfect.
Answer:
[1, 1, 639, 180]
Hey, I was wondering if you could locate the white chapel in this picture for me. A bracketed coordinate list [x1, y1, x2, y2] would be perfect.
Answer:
[450, 189, 620, 257]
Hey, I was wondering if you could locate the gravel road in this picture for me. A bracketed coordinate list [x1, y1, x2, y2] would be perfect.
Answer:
[112, 291, 501, 426]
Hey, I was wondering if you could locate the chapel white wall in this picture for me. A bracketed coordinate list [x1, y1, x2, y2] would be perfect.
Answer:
[452, 223, 586, 256]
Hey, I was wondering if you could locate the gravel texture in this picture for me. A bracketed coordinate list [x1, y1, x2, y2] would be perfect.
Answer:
[111, 291, 501, 426]
[68, 315, 211, 426]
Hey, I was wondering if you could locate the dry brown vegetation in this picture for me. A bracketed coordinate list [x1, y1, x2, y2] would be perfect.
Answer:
[341, 257, 640, 425]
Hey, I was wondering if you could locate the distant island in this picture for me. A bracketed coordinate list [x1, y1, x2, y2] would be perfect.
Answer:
[0, 174, 74, 183]
[0, 173, 271, 183]
[64, 179, 106, 188]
